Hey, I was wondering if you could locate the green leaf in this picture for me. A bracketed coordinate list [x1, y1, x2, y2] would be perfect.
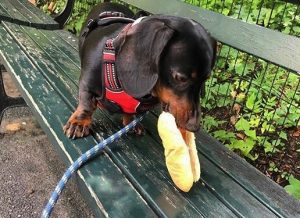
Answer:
[230, 138, 256, 157]
[249, 117, 260, 128]
[293, 26, 300, 33]
[265, 96, 277, 108]
[272, 139, 283, 147]
[285, 176, 300, 200]
[263, 140, 274, 153]
[279, 131, 288, 141]
[246, 93, 256, 110]
[246, 153, 259, 161]
[235, 62, 245, 75]
[202, 116, 222, 131]
[261, 121, 275, 133]
[235, 117, 250, 131]
[213, 130, 235, 142]
[218, 83, 231, 95]
[245, 129, 257, 140]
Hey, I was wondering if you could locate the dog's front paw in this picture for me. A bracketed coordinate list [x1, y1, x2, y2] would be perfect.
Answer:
[132, 122, 145, 135]
[122, 114, 145, 135]
[63, 111, 92, 139]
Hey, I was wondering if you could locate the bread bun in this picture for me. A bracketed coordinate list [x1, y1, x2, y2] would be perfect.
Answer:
[158, 112, 200, 192]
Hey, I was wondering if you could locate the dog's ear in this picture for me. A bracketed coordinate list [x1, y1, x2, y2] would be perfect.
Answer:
[114, 19, 174, 98]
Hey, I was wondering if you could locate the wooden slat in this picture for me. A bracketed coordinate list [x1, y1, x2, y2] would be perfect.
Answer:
[122, 0, 300, 73]
[1, 22, 80, 98]
[0, 23, 158, 218]
[283, 0, 300, 5]
[15, 0, 59, 25]
[0, 0, 59, 29]
[54, 29, 79, 50]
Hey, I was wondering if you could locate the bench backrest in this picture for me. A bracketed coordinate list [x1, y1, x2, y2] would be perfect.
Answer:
[123, 0, 300, 73]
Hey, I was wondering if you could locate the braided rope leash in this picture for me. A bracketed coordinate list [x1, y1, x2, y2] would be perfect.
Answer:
[41, 114, 145, 218]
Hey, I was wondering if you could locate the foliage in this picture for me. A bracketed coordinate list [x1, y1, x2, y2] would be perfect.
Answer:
[37, 0, 65, 14]
[285, 176, 300, 200]
[202, 44, 299, 157]
[185, 0, 300, 37]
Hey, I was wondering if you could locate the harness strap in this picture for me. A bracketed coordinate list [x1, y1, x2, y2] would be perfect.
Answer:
[81, 12, 134, 38]
[102, 32, 142, 114]
[103, 39, 121, 90]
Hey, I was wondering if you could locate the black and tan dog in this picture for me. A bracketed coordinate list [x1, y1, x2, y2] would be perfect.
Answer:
[64, 2, 216, 138]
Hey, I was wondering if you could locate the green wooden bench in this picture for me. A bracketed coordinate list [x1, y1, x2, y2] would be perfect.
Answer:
[0, 0, 300, 217]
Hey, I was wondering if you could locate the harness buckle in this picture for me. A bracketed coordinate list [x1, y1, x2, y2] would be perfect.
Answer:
[81, 19, 97, 37]
[87, 19, 96, 29]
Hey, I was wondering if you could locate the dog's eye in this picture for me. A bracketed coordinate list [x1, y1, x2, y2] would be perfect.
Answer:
[173, 72, 188, 83]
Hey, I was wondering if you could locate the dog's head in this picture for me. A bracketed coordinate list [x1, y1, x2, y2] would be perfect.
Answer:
[114, 15, 217, 132]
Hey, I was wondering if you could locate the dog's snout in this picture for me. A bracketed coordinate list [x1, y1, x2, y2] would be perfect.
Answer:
[185, 109, 201, 132]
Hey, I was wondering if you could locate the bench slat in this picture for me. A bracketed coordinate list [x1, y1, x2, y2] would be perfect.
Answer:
[122, 0, 300, 73]
[54, 29, 79, 50]
[14, 0, 59, 25]
[0, 23, 157, 218]
[1, 22, 80, 100]
[0, 0, 59, 29]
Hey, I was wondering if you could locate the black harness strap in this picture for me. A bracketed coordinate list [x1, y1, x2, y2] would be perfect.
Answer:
[81, 11, 134, 38]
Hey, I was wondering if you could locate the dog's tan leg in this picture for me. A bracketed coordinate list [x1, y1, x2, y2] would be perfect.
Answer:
[122, 114, 145, 135]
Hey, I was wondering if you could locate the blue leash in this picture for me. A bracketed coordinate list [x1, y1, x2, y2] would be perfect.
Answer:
[41, 114, 145, 218]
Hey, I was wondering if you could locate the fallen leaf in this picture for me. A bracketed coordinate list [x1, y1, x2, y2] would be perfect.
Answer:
[230, 115, 237, 125]
[236, 133, 246, 140]
[48, 1, 56, 12]
[290, 126, 300, 137]
[231, 90, 237, 98]
[233, 103, 241, 115]
[5, 123, 22, 132]
[28, 0, 36, 6]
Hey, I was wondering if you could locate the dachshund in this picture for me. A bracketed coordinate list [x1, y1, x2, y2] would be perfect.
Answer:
[63, 2, 217, 138]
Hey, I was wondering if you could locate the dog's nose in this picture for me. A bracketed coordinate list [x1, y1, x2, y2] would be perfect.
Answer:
[185, 109, 201, 132]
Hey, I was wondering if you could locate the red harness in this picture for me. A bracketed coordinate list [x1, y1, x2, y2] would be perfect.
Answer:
[98, 28, 158, 114]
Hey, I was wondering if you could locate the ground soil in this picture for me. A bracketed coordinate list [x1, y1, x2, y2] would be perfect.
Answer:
[0, 71, 95, 218]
